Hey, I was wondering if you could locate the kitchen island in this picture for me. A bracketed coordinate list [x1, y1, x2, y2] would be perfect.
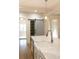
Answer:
[30, 36, 60, 59]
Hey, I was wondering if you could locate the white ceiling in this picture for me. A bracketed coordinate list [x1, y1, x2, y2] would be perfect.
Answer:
[19, 0, 60, 14]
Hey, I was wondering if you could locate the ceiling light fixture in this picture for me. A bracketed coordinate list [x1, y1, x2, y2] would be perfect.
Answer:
[45, 16, 48, 19]
[34, 10, 38, 12]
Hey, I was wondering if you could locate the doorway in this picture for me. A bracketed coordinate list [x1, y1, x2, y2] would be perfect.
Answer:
[30, 20, 35, 36]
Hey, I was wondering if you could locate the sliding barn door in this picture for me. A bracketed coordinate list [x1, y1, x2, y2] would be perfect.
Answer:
[35, 19, 44, 35]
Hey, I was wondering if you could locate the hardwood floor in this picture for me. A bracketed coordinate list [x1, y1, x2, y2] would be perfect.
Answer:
[19, 39, 33, 59]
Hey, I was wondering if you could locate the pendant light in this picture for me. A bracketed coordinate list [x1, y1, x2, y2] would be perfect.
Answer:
[44, 0, 48, 19]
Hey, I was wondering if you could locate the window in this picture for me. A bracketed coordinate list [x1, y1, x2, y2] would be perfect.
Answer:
[19, 16, 26, 38]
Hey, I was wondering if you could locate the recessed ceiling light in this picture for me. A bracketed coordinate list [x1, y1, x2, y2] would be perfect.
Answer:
[34, 10, 38, 12]
[45, 16, 48, 19]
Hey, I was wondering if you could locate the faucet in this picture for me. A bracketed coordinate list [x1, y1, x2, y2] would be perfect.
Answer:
[46, 30, 50, 36]
[46, 30, 53, 43]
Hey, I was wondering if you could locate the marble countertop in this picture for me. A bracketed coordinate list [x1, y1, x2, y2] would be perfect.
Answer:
[31, 36, 60, 59]
[31, 35, 51, 42]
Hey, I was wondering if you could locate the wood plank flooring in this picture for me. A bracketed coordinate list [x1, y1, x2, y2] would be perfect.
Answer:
[19, 39, 33, 59]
